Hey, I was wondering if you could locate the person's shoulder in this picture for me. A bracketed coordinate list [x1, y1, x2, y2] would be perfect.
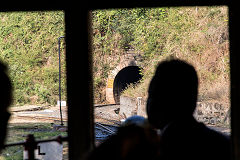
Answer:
[189, 121, 231, 159]
[196, 122, 230, 152]
[198, 123, 229, 139]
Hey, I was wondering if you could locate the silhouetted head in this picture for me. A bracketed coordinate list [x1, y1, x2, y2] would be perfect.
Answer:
[147, 59, 198, 129]
[0, 62, 12, 150]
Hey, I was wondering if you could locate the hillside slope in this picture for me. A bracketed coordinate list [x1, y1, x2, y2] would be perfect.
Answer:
[0, 11, 65, 105]
[92, 7, 230, 106]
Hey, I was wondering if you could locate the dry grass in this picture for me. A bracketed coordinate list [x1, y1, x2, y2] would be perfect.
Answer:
[123, 6, 230, 108]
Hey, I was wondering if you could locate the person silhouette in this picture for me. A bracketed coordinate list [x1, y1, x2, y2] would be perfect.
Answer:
[146, 59, 230, 160]
[0, 62, 12, 151]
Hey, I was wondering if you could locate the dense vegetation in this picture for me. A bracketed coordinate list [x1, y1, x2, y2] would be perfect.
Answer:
[0, 11, 65, 106]
[92, 7, 230, 105]
[0, 8, 229, 106]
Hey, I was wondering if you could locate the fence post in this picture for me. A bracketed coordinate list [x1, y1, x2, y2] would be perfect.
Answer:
[24, 134, 37, 160]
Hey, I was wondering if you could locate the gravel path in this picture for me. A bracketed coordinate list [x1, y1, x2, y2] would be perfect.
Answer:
[9, 105, 67, 123]
[8, 105, 231, 136]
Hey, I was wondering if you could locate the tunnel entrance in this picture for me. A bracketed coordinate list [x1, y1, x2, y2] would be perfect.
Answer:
[113, 66, 142, 104]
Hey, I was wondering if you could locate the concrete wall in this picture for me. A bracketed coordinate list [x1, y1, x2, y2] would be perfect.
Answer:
[119, 96, 147, 119]
[119, 96, 137, 118]
[120, 95, 230, 126]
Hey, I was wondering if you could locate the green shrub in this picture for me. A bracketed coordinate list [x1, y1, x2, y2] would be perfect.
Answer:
[0, 11, 65, 106]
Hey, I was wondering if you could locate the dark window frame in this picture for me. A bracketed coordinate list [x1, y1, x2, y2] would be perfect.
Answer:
[66, 1, 239, 159]
[1, 1, 239, 159]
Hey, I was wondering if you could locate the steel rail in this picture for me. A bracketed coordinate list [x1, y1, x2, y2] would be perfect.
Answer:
[95, 122, 116, 134]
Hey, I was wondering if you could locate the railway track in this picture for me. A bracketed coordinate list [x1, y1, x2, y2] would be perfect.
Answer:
[11, 115, 68, 122]
[10, 105, 122, 143]
[12, 112, 119, 141]
[95, 122, 118, 140]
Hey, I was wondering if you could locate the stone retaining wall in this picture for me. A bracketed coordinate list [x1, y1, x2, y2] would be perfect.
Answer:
[194, 102, 230, 125]
[120, 96, 230, 126]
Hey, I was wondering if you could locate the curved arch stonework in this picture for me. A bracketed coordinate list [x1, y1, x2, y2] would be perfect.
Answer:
[106, 54, 138, 104]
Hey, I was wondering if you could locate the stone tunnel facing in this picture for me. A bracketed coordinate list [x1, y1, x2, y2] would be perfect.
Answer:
[113, 66, 143, 104]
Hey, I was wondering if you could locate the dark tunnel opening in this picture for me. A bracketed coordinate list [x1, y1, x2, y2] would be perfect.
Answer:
[113, 66, 143, 104]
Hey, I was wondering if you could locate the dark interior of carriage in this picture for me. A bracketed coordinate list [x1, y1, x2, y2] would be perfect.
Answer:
[1, 1, 240, 159]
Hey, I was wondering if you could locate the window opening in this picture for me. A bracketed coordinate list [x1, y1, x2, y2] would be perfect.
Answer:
[91, 6, 230, 145]
[0, 11, 68, 159]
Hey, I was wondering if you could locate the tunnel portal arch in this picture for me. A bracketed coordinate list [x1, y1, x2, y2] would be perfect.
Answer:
[112, 66, 142, 104]
[106, 53, 143, 104]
